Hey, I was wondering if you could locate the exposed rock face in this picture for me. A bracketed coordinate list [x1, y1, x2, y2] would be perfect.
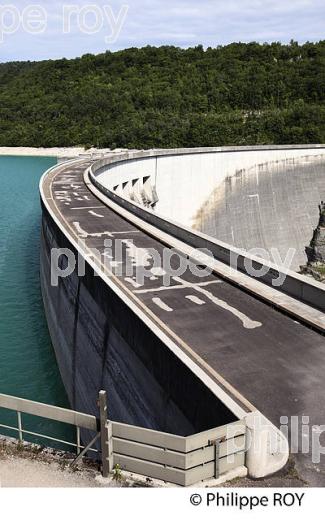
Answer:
[302, 202, 325, 282]
[306, 202, 325, 264]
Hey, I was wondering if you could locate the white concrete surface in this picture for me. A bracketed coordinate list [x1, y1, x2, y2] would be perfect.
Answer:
[86, 167, 325, 330]
[245, 412, 289, 479]
[95, 146, 325, 271]
[0, 456, 106, 488]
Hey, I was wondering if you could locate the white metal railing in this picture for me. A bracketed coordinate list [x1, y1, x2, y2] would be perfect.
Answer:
[0, 392, 102, 465]
[0, 391, 246, 485]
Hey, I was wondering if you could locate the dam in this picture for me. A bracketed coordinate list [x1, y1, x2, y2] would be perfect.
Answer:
[96, 146, 325, 272]
[40, 146, 325, 486]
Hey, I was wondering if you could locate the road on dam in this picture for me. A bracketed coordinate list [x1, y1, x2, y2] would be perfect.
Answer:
[42, 158, 325, 485]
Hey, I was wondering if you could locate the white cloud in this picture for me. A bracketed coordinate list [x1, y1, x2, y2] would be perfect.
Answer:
[1, 0, 324, 61]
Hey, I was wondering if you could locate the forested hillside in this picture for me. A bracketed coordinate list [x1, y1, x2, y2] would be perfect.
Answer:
[0, 41, 325, 148]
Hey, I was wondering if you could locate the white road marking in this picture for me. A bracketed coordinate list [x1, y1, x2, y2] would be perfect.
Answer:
[152, 298, 173, 312]
[122, 239, 152, 268]
[54, 191, 71, 203]
[53, 179, 76, 185]
[112, 231, 140, 235]
[125, 278, 142, 288]
[134, 280, 222, 294]
[73, 222, 113, 238]
[191, 280, 222, 287]
[186, 295, 206, 306]
[89, 210, 105, 218]
[71, 206, 105, 210]
[173, 277, 262, 329]
[110, 261, 123, 268]
[75, 195, 91, 202]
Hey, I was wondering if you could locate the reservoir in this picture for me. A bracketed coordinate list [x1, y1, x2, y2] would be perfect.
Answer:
[0, 156, 74, 447]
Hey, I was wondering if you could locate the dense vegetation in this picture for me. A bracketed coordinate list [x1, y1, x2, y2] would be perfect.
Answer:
[0, 41, 325, 148]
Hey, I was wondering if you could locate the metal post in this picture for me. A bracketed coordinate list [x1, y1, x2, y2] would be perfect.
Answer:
[214, 441, 220, 479]
[71, 432, 100, 467]
[17, 412, 23, 442]
[76, 426, 81, 455]
[209, 438, 223, 480]
[99, 390, 113, 478]
[107, 420, 113, 472]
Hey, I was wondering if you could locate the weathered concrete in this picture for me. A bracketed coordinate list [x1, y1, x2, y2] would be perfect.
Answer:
[89, 168, 325, 321]
[90, 149, 325, 316]
[40, 156, 325, 485]
[94, 146, 325, 272]
[0, 437, 140, 488]
[40, 162, 240, 438]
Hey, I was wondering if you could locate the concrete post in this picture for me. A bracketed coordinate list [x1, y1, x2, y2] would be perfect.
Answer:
[245, 411, 289, 478]
[99, 390, 113, 478]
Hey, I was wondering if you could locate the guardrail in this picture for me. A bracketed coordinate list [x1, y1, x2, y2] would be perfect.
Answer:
[88, 149, 325, 317]
[112, 420, 246, 486]
[0, 392, 101, 462]
[0, 391, 246, 486]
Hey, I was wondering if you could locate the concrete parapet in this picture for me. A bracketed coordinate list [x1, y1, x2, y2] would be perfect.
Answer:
[88, 149, 325, 326]
[245, 411, 289, 479]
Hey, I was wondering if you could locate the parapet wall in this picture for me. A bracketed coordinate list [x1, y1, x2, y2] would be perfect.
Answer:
[94, 147, 325, 244]
[39, 157, 292, 480]
[93, 146, 325, 272]
[90, 147, 325, 316]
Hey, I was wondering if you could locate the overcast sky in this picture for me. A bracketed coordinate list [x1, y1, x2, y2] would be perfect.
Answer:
[0, 0, 324, 62]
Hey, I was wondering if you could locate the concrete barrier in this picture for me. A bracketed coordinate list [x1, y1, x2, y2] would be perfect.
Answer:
[89, 147, 325, 316]
[0, 392, 248, 486]
[40, 157, 291, 481]
[245, 412, 289, 479]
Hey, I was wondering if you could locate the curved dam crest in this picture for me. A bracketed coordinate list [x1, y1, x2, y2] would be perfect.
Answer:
[96, 147, 325, 272]
[40, 161, 237, 438]
[40, 147, 325, 485]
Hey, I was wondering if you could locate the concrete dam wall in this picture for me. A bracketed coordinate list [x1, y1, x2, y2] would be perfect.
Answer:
[95, 146, 325, 271]
[40, 202, 237, 436]
[39, 151, 325, 483]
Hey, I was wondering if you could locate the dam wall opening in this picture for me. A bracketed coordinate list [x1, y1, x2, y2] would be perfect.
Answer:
[94, 147, 325, 271]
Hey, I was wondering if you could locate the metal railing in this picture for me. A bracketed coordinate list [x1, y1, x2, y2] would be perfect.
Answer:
[111, 419, 246, 486]
[0, 391, 111, 471]
[0, 391, 246, 485]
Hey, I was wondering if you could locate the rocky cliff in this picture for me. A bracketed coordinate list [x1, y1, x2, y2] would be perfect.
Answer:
[303, 202, 325, 282]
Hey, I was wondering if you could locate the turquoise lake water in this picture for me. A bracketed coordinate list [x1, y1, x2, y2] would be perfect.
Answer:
[0, 156, 74, 448]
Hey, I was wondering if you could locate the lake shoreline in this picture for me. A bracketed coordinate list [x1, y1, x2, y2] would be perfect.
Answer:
[0, 147, 117, 158]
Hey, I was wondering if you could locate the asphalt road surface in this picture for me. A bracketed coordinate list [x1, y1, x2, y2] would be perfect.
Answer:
[42, 159, 325, 486]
